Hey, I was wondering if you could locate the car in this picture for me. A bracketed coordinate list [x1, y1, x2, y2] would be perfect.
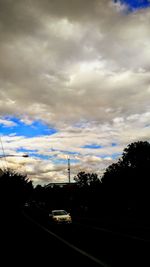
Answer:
[49, 209, 72, 224]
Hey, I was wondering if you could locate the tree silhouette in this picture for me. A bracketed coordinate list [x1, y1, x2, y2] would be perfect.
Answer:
[122, 141, 150, 168]
[0, 168, 33, 214]
[74, 171, 100, 188]
[73, 171, 101, 216]
[101, 141, 150, 216]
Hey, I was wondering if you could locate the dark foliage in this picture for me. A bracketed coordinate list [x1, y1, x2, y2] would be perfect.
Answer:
[0, 168, 33, 214]
[74, 171, 100, 188]
[101, 141, 150, 216]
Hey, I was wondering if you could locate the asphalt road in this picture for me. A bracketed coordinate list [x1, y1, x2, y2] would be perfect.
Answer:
[1, 210, 150, 267]
[1, 213, 103, 267]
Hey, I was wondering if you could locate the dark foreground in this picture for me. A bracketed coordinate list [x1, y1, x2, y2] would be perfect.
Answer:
[1, 210, 150, 267]
[0, 212, 101, 267]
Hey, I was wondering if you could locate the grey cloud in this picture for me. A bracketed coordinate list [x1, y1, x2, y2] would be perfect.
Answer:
[0, 0, 110, 41]
[0, 0, 46, 39]
[0, 0, 150, 183]
[0, 0, 150, 125]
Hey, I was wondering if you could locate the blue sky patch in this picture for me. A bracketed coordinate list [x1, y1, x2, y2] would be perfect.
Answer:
[0, 117, 58, 137]
[34, 154, 53, 160]
[112, 152, 122, 159]
[83, 144, 103, 149]
[111, 143, 117, 147]
[53, 158, 69, 165]
[100, 152, 121, 159]
[114, 0, 150, 10]
[17, 148, 38, 153]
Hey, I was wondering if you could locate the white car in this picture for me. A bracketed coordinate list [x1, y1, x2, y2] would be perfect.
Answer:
[49, 209, 72, 224]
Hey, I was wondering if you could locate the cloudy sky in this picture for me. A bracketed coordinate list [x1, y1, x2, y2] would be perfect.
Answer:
[0, 0, 150, 186]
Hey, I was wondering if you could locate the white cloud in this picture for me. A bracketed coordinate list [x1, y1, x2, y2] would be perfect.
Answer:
[0, 118, 17, 127]
[0, 0, 150, 184]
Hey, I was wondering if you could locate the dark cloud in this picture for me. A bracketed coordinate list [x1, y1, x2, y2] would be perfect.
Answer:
[0, 0, 42, 41]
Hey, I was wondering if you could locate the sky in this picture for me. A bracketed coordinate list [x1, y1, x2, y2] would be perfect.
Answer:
[0, 0, 150, 186]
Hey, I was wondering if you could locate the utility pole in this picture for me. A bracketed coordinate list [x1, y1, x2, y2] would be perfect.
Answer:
[68, 157, 71, 183]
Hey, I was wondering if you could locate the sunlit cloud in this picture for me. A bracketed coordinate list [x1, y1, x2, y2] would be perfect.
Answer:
[0, 0, 150, 184]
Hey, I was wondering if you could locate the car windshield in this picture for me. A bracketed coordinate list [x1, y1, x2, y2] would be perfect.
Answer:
[52, 210, 67, 216]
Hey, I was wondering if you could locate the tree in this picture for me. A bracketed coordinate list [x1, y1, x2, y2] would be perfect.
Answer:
[102, 141, 150, 184]
[73, 171, 101, 216]
[0, 168, 33, 213]
[101, 141, 150, 215]
[74, 171, 100, 188]
[122, 141, 150, 168]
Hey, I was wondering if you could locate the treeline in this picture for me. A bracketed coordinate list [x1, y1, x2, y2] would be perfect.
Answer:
[33, 140, 150, 218]
[1, 140, 150, 219]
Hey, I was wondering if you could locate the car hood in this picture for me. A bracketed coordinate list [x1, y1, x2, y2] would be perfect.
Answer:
[53, 215, 70, 219]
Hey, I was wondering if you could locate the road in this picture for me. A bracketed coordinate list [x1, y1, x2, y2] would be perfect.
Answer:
[1, 209, 150, 266]
[1, 212, 104, 267]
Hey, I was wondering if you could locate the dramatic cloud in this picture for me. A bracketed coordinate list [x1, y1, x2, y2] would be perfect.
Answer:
[0, 0, 150, 184]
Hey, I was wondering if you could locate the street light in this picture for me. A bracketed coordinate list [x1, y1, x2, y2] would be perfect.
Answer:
[0, 154, 29, 158]
[0, 154, 29, 175]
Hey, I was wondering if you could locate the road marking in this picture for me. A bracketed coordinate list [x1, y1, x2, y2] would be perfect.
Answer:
[24, 213, 110, 267]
